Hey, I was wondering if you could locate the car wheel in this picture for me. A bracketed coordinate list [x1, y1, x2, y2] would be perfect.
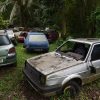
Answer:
[63, 81, 80, 98]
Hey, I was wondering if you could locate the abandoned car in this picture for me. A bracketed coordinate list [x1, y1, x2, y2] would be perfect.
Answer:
[23, 38, 100, 97]
[0, 32, 16, 67]
[23, 32, 49, 52]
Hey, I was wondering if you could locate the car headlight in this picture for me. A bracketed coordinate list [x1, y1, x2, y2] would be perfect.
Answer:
[40, 75, 46, 85]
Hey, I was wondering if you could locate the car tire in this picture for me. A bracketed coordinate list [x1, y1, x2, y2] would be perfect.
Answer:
[63, 81, 80, 98]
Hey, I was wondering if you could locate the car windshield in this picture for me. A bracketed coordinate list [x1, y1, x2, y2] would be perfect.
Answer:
[56, 41, 90, 60]
[29, 34, 47, 42]
[0, 35, 11, 46]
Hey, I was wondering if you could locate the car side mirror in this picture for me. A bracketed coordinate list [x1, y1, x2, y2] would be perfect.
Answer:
[89, 56, 96, 74]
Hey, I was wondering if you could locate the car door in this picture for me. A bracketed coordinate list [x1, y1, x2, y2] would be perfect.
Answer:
[87, 43, 100, 82]
[91, 44, 100, 73]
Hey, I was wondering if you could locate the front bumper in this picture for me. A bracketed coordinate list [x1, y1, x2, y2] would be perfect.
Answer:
[23, 70, 62, 96]
[0, 55, 16, 67]
[26, 47, 49, 52]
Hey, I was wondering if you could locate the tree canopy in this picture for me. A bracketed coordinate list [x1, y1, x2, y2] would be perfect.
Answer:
[0, 0, 100, 38]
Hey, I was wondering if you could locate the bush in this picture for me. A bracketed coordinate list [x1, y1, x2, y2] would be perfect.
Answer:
[0, 15, 9, 29]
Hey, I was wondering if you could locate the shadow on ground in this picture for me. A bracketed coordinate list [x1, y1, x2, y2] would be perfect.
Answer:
[19, 80, 50, 100]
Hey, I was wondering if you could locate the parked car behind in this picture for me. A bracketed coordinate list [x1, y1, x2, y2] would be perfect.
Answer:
[0, 32, 17, 67]
[0, 30, 5, 33]
[18, 31, 27, 43]
[45, 29, 59, 43]
[23, 38, 100, 97]
[5, 29, 17, 45]
[23, 32, 49, 52]
[13, 28, 21, 37]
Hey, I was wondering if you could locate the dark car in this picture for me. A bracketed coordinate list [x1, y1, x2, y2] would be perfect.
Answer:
[18, 31, 27, 43]
[24, 32, 49, 52]
[45, 29, 59, 43]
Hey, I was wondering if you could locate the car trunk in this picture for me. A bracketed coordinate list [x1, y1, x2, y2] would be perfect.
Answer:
[29, 42, 48, 48]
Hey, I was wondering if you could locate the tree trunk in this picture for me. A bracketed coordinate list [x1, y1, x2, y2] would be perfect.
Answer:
[61, 16, 67, 39]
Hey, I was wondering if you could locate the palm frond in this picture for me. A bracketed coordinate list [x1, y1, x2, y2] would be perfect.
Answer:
[27, 0, 33, 8]
[21, 0, 27, 6]
[9, 1, 20, 23]
[0, 0, 13, 13]
[27, 0, 40, 8]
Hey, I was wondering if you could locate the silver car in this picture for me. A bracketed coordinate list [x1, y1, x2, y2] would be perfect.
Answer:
[0, 32, 16, 67]
[23, 38, 100, 97]
[5, 29, 17, 45]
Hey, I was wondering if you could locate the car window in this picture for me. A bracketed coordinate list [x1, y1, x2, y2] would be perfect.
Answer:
[57, 41, 90, 60]
[0, 35, 11, 46]
[91, 44, 100, 61]
[59, 41, 75, 52]
[29, 35, 47, 42]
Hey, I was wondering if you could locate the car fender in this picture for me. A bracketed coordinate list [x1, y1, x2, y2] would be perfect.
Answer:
[62, 74, 82, 86]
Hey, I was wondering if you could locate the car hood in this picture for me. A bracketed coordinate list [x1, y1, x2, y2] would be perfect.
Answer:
[27, 52, 83, 75]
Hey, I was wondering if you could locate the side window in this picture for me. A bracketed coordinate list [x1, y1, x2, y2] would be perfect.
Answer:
[91, 44, 100, 61]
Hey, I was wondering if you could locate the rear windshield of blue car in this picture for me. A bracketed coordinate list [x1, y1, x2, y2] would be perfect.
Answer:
[29, 34, 47, 42]
[0, 35, 11, 46]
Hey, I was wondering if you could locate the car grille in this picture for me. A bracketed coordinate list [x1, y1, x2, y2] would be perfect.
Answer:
[25, 62, 41, 83]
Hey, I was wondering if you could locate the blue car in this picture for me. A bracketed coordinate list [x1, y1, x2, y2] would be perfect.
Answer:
[24, 32, 49, 52]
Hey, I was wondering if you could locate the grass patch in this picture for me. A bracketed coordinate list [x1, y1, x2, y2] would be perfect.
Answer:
[0, 43, 57, 100]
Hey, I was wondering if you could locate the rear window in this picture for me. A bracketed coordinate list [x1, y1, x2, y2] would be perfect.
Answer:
[0, 35, 11, 46]
[29, 34, 47, 42]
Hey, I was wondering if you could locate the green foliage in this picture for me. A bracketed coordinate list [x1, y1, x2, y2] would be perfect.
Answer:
[0, 0, 99, 38]
[0, 0, 40, 27]
[95, 7, 100, 37]
[0, 15, 9, 29]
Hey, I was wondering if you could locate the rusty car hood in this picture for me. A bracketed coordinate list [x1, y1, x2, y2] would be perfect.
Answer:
[27, 52, 83, 75]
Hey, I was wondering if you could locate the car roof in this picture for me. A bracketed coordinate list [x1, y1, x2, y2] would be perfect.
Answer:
[69, 38, 100, 45]
[28, 32, 44, 35]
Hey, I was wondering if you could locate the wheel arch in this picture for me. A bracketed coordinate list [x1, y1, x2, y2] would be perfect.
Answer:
[62, 74, 82, 87]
